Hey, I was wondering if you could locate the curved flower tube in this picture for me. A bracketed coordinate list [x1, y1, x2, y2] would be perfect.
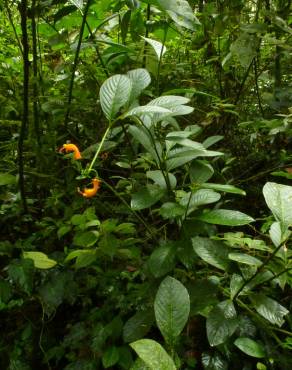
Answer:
[78, 178, 101, 198]
[59, 143, 82, 160]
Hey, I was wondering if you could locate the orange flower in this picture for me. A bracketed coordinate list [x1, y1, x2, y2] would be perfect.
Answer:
[59, 143, 82, 160]
[78, 178, 101, 198]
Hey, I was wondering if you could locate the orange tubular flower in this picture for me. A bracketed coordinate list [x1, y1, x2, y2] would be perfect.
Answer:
[78, 178, 101, 198]
[59, 143, 82, 160]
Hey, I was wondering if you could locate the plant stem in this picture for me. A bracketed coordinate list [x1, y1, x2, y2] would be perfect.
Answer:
[233, 242, 285, 301]
[156, 24, 168, 95]
[88, 124, 112, 173]
[64, 0, 91, 129]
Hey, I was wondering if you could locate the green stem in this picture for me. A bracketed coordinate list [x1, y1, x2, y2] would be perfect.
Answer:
[156, 25, 168, 95]
[233, 242, 285, 301]
[88, 124, 112, 173]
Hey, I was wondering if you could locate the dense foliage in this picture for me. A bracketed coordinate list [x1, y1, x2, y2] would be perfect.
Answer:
[0, 0, 292, 369]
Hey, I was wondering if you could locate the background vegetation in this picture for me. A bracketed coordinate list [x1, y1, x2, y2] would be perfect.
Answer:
[0, 0, 292, 369]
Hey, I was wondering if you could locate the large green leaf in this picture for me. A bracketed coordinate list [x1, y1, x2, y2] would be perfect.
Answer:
[128, 125, 162, 162]
[263, 182, 292, 226]
[200, 183, 246, 196]
[230, 33, 259, 68]
[192, 237, 231, 271]
[148, 242, 176, 278]
[0, 173, 16, 186]
[102, 346, 120, 368]
[130, 339, 176, 370]
[146, 170, 177, 190]
[188, 279, 219, 315]
[228, 253, 262, 267]
[130, 358, 151, 370]
[23, 252, 57, 269]
[100, 74, 132, 121]
[73, 231, 99, 247]
[127, 68, 151, 101]
[196, 209, 254, 226]
[131, 185, 165, 211]
[250, 294, 289, 327]
[234, 337, 265, 358]
[156, 0, 200, 30]
[207, 300, 238, 346]
[141, 36, 167, 60]
[179, 190, 221, 214]
[154, 276, 190, 344]
[123, 310, 154, 343]
[202, 352, 228, 370]
[125, 105, 172, 118]
[189, 160, 214, 183]
[147, 96, 190, 108]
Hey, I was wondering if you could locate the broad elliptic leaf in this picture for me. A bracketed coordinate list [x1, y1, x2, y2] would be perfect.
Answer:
[196, 209, 254, 226]
[123, 309, 154, 343]
[148, 242, 176, 278]
[102, 346, 120, 368]
[154, 276, 190, 344]
[127, 68, 151, 101]
[73, 231, 99, 247]
[269, 221, 282, 247]
[141, 36, 167, 60]
[23, 251, 57, 269]
[192, 237, 230, 271]
[100, 74, 132, 121]
[159, 202, 185, 219]
[189, 160, 214, 183]
[250, 294, 289, 327]
[146, 170, 177, 190]
[180, 190, 221, 214]
[201, 183, 246, 196]
[230, 33, 259, 68]
[147, 95, 190, 108]
[263, 182, 292, 226]
[228, 253, 262, 267]
[130, 339, 176, 370]
[157, 0, 200, 30]
[207, 300, 238, 346]
[131, 185, 165, 211]
[130, 358, 151, 370]
[234, 337, 265, 358]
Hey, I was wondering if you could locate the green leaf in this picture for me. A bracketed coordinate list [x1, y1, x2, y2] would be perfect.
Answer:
[141, 37, 167, 60]
[65, 249, 96, 269]
[202, 352, 228, 370]
[192, 237, 230, 271]
[130, 358, 151, 370]
[123, 309, 154, 343]
[131, 185, 165, 211]
[203, 135, 224, 148]
[196, 209, 254, 226]
[263, 182, 292, 226]
[228, 253, 262, 267]
[0, 173, 16, 186]
[180, 190, 221, 214]
[146, 170, 177, 190]
[102, 346, 120, 368]
[73, 231, 99, 247]
[8, 259, 34, 294]
[269, 221, 282, 247]
[154, 276, 190, 344]
[188, 279, 219, 315]
[130, 339, 176, 370]
[99, 233, 119, 258]
[148, 242, 176, 278]
[189, 160, 214, 183]
[127, 68, 151, 101]
[68, 0, 83, 10]
[200, 183, 246, 196]
[125, 105, 172, 118]
[159, 202, 185, 219]
[207, 300, 238, 346]
[23, 252, 57, 269]
[100, 74, 132, 121]
[250, 294, 289, 327]
[147, 95, 190, 108]
[128, 125, 162, 162]
[230, 33, 259, 68]
[234, 337, 265, 358]
[157, 0, 200, 30]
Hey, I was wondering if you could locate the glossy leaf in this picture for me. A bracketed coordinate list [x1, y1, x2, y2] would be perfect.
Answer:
[207, 300, 238, 346]
[196, 209, 254, 226]
[192, 237, 231, 271]
[250, 294, 289, 327]
[228, 253, 262, 267]
[100, 74, 132, 121]
[123, 310, 154, 343]
[234, 337, 265, 358]
[154, 276, 190, 344]
[127, 68, 151, 101]
[200, 183, 246, 196]
[148, 243, 176, 278]
[263, 182, 292, 226]
[131, 185, 165, 211]
[141, 36, 167, 60]
[130, 339, 176, 370]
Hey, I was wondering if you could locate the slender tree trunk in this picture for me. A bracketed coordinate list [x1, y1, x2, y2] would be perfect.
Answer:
[18, 0, 29, 213]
